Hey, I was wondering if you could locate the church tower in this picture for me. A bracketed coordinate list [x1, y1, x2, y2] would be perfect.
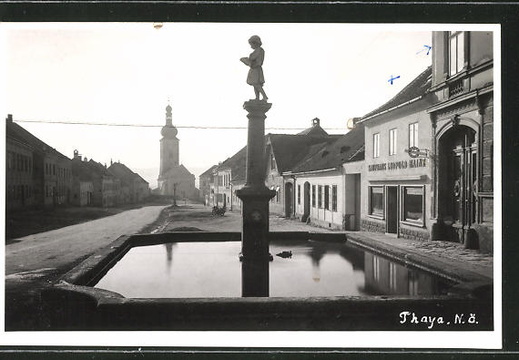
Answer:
[159, 103, 179, 178]
[157, 103, 196, 199]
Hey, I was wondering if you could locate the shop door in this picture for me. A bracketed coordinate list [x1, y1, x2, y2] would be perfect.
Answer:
[439, 125, 477, 243]
[386, 186, 399, 235]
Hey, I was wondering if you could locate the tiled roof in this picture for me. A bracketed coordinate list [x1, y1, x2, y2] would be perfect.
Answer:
[7, 120, 70, 161]
[162, 164, 195, 180]
[296, 119, 329, 137]
[290, 123, 365, 173]
[200, 165, 218, 178]
[207, 119, 340, 184]
[268, 134, 342, 173]
[359, 66, 432, 122]
[218, 145, 247, 183]
[72, 159, 111, 181]
[108, 162, 148, 185]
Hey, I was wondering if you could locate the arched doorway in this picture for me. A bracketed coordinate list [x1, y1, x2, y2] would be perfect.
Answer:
[438, 123, 477, 244]
[302, 182, 311, 222]
[284, 182, 293, 218]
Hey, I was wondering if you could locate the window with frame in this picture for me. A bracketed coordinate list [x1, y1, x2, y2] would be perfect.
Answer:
[402, 186, 424, 224]
[332, 185, 337, 212]
[409, 122, 419, 148]
[318, 185, 323, 208]
[369, 186, 384, 217]
[389, 128, 397, 155]
[449, 31, 465, 76]
[324, 185, 330, 210]
[312, 185, 316, 208]
[373, 133, 380, 158]
[297, 185, 301, 205]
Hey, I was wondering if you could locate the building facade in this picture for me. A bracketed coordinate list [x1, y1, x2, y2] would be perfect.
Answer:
[265, 118, 341, 217]
[108, 161, 150, 204]
[286, 121, 365, 230]
[6, 115, 73, 210]
[427, 31, 494, 252]
[358, 67, 435, 241]
[6, 136, 35, 210]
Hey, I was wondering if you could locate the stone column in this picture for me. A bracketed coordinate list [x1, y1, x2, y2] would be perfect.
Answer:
[236, 100, 276, 297]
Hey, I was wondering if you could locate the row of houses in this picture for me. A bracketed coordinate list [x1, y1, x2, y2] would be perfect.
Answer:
[6, 115, 150, 211]
[200, 30, 494, 253]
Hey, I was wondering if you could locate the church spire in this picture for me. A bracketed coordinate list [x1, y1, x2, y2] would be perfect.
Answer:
[162, 102, 177, 138]
[165, 101, 173, 127]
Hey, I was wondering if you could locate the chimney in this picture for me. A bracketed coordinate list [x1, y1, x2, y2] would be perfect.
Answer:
[312, 117, 320, 127]
[6, 114, 13, 123]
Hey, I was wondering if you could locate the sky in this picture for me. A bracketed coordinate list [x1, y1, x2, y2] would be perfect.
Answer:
[2, 23, 432, 188]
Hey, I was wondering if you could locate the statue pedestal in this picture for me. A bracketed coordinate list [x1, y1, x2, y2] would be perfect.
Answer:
[236, 100, 275, 297]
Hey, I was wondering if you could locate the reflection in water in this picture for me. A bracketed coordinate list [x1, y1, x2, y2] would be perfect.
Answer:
[164, 242, 176, 270]
[363, 253, 451, 296]
[94, 240, 454, 298]
[309, 245, 326, 282]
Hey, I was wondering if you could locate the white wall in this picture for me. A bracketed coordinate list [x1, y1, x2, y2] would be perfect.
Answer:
[361, 101, 433, 237]
[293, 171, 344, 229]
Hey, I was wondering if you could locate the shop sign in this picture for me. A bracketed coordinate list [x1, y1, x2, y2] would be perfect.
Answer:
[368, 158, 427, 172]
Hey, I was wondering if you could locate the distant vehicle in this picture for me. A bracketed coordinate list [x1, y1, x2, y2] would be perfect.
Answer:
[212, 206, 226, 216]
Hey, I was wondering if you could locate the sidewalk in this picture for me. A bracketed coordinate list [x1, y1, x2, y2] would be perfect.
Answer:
[245, 209, 494, 283]
[344, 230, 493, 283]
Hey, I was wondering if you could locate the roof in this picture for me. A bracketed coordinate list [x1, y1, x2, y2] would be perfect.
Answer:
[359, 66, 432, 122]
[296, 118, 329, 137]
[72, 158, 112, 181]
[7, 119, 71, 161]
[205, 118, 341, 183]
[161, 164, 195, 180]
[108, 162, 149, 185]
[217, 145, 247, 183]
[268, 133, 342, 173]
[289, 122, 365, 173]
[199, 164, 218, 178]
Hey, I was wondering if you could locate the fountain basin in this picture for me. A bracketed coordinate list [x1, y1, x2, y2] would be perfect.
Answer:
[42, 232, 493, 331]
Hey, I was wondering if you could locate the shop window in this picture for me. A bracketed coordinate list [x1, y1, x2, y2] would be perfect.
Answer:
[369, 186, 384, 217]
[409, 122, 419, 148]
[389, 128, 397, 155]
[312, 185, 316, 208]
[402, 186, 425, 224]
[373, 133, 380, 158]
[332, 185, 337, 212]
[318, 185, 323, 208]
[297, 185, 301, 205]
[449, 31, 465, 76]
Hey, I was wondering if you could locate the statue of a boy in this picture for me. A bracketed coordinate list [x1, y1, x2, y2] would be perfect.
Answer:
[240, 35, 268, 101]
